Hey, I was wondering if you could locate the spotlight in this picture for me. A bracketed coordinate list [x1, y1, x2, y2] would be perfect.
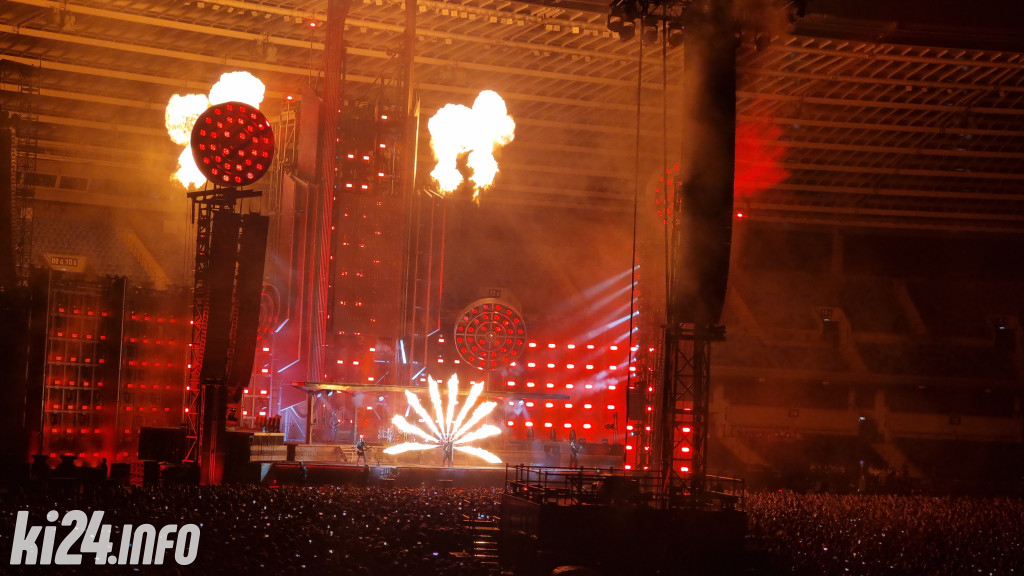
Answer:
[622, 1, 638, 22]
[787, 0, 806, 23]
[754, 32, 771, 52]
[667, 21, 684, 47]
[641, 18, 659, 45]
[607, 6, 625, 33]
[618, 19, 636, 42]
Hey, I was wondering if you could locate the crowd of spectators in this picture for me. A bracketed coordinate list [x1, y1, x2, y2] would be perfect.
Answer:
[745, 490, 1024, 575]
[0, 484, 501, 575]
[2, 481, 1023, 575]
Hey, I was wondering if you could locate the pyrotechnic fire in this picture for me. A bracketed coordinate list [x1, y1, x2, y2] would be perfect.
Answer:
[165, 71, 266, 189]
[175, 147, 206, 190]
[383, 374, 502, 464]
[164, 94, 210, 146]
[428, 90, 515, 201]
[208, 71, 266, 107]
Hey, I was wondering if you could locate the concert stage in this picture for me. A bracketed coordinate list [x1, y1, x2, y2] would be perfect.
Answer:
[225, 433, 628, 488]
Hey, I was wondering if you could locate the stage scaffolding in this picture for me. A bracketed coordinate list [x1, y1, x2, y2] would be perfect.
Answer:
[183, 188, 260, 467]
[1, 59, 38, 285]
[504, 464, 744, 511]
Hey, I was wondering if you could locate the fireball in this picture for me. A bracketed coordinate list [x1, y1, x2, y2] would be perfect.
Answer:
[165, 71, 266, 189]
[428, 90, 515, 201]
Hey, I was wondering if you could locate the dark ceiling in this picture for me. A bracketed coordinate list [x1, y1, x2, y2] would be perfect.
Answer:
[2, 0, 1023, 233]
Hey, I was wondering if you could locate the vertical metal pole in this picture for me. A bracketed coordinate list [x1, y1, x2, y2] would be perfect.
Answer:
[399, 0, 420, 386]
[306, 391, 315, 445]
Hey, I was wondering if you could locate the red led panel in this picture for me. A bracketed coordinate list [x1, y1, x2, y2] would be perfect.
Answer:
[191, 101, 275, 187]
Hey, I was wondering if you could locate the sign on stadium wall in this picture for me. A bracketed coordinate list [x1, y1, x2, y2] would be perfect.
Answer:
[43, 253, 86, 273]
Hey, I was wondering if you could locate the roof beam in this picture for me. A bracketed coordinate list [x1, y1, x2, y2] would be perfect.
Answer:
[7, 0, 632, 63]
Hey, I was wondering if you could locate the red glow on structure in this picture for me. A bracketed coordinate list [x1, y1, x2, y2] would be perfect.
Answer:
[734, 121, 788, 198]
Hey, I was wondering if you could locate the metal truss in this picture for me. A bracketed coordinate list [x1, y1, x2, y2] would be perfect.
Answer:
[659, 323, 723, 505]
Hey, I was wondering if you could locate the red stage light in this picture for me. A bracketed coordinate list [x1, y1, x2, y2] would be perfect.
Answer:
[190, 101, 275, 187]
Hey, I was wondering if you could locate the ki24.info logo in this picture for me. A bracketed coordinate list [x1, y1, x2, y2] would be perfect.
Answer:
[9, 510, 199, 566]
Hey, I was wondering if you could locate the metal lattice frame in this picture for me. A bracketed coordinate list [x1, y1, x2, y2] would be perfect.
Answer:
[183, 200, 214, 464]
[3, 0, 1024, 230]
[659, 324, 722, 504]
[628, 339, 659, 471]
[0, 60, 38, 284]
[183, 189, 260, 465]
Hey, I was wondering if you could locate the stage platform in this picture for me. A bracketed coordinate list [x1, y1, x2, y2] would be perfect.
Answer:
[224, 432, 628, 488]
[235, 433, 624, 471]
[246, 460, 509, 489]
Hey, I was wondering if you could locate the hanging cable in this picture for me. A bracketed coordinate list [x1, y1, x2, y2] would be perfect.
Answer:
[662, 6, 672, 315]
[626, 18, 645, 438]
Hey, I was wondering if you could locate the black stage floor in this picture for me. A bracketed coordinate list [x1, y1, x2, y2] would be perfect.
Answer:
[253, 460, 509, 489]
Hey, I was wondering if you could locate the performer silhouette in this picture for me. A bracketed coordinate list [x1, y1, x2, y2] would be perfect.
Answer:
[568, 429, 581, 468]
[441, 439, 454, 467]
[355, 435, 368, 465]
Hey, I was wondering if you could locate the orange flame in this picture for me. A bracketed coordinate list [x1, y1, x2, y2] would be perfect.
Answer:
[165, 71, 266, 189]
[428, 90, 515, 201]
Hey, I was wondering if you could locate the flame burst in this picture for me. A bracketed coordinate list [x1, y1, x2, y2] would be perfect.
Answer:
[383, 374, 502, 464]
[165, 71, 266, 189]
[428, 90, 515, 201]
